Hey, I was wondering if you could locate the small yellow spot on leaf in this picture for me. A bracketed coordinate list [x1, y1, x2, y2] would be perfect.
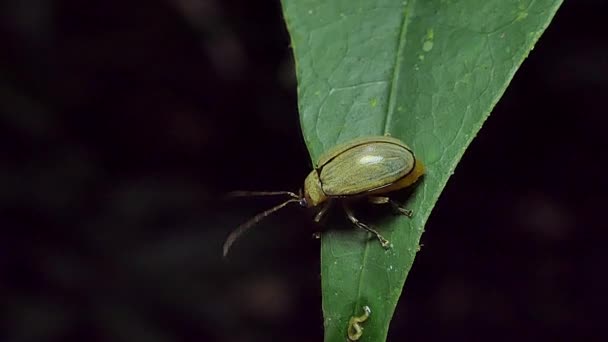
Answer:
[347, 306, 371, 341]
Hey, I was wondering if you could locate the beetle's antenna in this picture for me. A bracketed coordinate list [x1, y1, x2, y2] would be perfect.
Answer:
[226, 191, 300, 199]
[223, 198, 300, 257]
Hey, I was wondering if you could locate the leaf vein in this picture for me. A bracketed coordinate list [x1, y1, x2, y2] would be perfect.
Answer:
[354, 0, 418, 318]
[383, 0, 417, 134]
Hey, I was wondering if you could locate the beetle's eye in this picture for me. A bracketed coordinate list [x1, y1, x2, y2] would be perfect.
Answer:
[299, 198, 308, 207]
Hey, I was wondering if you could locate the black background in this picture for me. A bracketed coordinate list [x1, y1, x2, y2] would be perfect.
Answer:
[1, 0, 607, 341]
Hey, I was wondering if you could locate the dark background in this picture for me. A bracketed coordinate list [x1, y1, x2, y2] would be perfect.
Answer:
[1, 0, 606, 341]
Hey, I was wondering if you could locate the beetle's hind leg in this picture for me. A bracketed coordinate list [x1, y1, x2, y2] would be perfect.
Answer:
[343, 203, 390, 249]
[368, 196, 413, 218]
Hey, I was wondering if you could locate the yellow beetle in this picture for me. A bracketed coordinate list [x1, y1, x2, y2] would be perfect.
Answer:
[223, 136, 425, 256]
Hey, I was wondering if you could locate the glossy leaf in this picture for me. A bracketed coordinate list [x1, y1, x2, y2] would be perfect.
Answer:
[281, 0, 562, 341]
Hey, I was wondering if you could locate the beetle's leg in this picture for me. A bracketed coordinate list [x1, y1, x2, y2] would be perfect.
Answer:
[314, 200, 333, 223]
[311, 201, 333, 240]
[368, 196, 389, 204]
[343, 203, 390, 249]
[389, 200, 413, 217]
[368, 196, 413, 217]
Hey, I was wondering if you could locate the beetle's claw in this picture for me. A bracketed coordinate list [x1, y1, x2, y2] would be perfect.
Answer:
[389, 201, 414, 218]
[397, 207, 413, 218]
[379, 237, 391, 249]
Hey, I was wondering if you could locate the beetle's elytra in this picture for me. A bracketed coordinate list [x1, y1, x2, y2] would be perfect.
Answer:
[223, 135, 425, 256]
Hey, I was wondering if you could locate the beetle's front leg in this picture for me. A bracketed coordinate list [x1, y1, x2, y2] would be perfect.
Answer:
[343, 203, 390, 249]
[314, 200, 333, 223]
[311, 200, 333, 240]
[368, 196, 413, 218]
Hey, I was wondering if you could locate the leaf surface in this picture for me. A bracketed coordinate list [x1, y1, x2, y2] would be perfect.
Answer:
[281, 1, 562, 340]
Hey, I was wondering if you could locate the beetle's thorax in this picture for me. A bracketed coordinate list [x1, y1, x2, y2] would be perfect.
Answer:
[303, 170, 326, 207]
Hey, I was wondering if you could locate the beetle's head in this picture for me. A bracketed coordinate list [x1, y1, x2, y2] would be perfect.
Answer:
[303, 170, 327, 207]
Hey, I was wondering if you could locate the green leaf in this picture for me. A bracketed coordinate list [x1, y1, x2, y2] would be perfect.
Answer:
[281, 0, 562, 341]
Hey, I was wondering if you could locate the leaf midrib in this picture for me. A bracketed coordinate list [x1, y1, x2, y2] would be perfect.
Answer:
[383, 0, 417, 135]
[352, 0, 417, 319]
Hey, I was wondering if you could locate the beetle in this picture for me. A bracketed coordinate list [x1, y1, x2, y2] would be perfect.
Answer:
[223, 135, 425, 257]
